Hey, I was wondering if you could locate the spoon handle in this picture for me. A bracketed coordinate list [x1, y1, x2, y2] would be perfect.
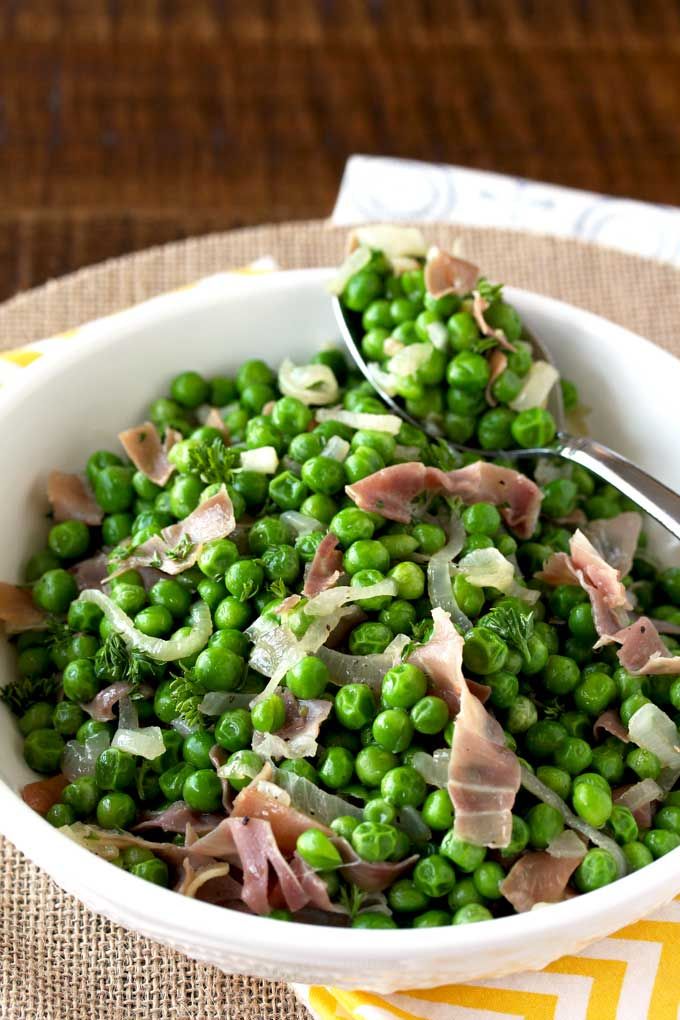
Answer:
[557, 434, 680, 542]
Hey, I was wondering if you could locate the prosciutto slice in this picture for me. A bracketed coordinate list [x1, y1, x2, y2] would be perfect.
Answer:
[82, 681, 133, 722]
[484, 349, 507, 407]
[115, 489, 235, 576]
[22, 774, 68, 816]
[118, 422, 180, 487]
[593, 709, 629, 743]
[472, 292, 516, 352]
[230, 769, 331, 855]
[334, 837, 419, 893]
[499, 832, 586, 912]
[598, 616, 680, 675]
[408, 607, 490, 715]
[47, 471, 103, 525]
[584, 512, 642, 577]
[303, 533, 343, 597]
[449, 679, 521, 848]
[346, 461, 541, 539]
[424, 249, 479, 298]
[537, 528, 631, 637]
[0, 582, 47, 633]
[613, 780, 663, 829]
[252, 691, 332, 760]
[204, 408, 230, 442]
[134, 802, 223, 836]
[70, 553, 109, 591]
[290, 854, 347, 914]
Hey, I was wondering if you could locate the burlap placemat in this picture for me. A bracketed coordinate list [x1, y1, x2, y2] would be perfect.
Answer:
[1, 220, 679, 1020]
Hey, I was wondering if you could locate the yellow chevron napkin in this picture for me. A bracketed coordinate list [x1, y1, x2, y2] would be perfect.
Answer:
[3, 266, 680, 1020]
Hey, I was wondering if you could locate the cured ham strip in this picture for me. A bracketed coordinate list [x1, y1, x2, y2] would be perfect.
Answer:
[204, 408, 230, 442]
[230, 769, 331, 855]
[134, 801, 223, 836]
[22, 774, 68, 816]
[613, 780, 662, 829]
[47, 471, 103, 525]
[290, 854, 347, 914]
[118, 422, 181, 487]
[252, 691, 332, 760]
[424, 248, 479, 298]
[82, 682, 133, 722]
[334, 837, 419, 893]
[0, 582, 47, 634]
[346, 461, 541, 539]
[472, 292, 516, 352]
[597, 615, 680, 675]
[593, 709, 629, 743]
[537, 528, 631, 637]
[115, 489, 235, 576]
[408, 607, 490, 715]
[449, 679, 521, 848]
[484, 349, 507, 407]
[71, 553, 109, 591]
[584, 512, 642, 577]
[303, 533, 343, 597]
[176, 860, 236, 901]
[499, 833, 586, 912]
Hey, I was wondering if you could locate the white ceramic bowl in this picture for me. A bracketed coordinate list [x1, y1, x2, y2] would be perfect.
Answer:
[1, 268, 679, 992]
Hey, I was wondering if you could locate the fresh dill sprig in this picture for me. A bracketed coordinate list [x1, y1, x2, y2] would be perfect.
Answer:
[94, 632, 165, 687]
[165, 533, 195, 562]
[339, 884, 367, 920]
[0, 675, 61, 716]
[476, 277, 504, 303]
[187, 437, 240, 485]
[167, 671, 207, 730]
[422, 438, 461, 472]
[472, 336, 500, 355]
[268, 578, 288, 602]
[482, 602, 534, 660]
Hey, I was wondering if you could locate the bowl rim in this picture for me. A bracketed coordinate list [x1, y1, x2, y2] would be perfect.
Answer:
[1, 265, 679, 972]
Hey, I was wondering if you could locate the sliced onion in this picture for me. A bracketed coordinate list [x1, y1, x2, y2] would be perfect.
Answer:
[117, 695, 138, 731]
[411, 749, 450, 789]
[314, 406, 402, 436]
[271, 765, 363, 825]
[318, 633, 410, 693]
[280, 510, 323, 536]
[79, 591, 212, 661]
[199, 691, 254, 716]
[397, 805, 431, 844]
[534, 457, 572, 487]
[112, 725, 165, 761]
[351, 224, 426, 259]
[171, 717, 198, 737]
[628, 703, 680, 768]
[321, 435, 350, 462]
[616, 778, 664, 813]
[425, 320, 449, 350]
[659, 765, 680, 793]
[394, 444, 422, 461]
[457, 547, 540, 604]
[239, 446, 279, 473]
[546, 830, 587, 860]
[278, 358, 339, 406]
[327, 245, 372, 296]
[217, 756, 263, 784]
[521, 766, 627, 876]
[509, 360, 559, 412]
[253, 730, 319, 761]
[62, 730, 111, 782]
[388, 342, 432, 378]
[306, 579, 398, 618]
[367, 361, 398, 397]
[427, 518, 471, 633]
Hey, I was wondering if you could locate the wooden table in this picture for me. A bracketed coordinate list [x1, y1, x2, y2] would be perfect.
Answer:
[1, 0, 679, 301]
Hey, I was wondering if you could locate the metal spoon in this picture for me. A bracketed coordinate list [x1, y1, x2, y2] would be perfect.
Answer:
[332, 297, 680, 543]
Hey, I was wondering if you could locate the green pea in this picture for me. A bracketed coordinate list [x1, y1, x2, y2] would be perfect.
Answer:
[422, 789, 454, 831]
[96, 747, 136, 791]
[410, 696, 449, 735]
[381, 664, 427, 710]
[52, 701, 86, 737]
[278, 759, 318, 785]
[131, 857, 170, 886]
[372, 708, 414, 753]
[463, 627, 508, 675]
[608, 805, 639, 845]
[620, 694, 650, 728]
[535, 765, 572, 800]
[351, 820, 399, 862]
[182, 769, 223, 812]
[572, 780, 612, 828]
[505, 696, 538, 734]
[574, 848, 618, 891]
[380, 765, 426, 808]
[499, 815, 531, 858]
[626, 747, 661, 781]
[334, 684, 376, 731]
[214, 596, 252, 631]
[296, 828, 343, 870]
[484, 671, 519, 711]
[318, 746, 355, 790]
[413, 854, 457, 898]
[330, 815, 360, 841]
[24, 548, 60, 583]
[250, 694, 285, 734]
[134, 604, 173, 638]
[553, 736, 593, 775]
[343, 270, 383, 312]
[94, 465, 135, 513]
[440, 831, 486, 872]
[386, 561, 425, 601]
[96, 791, 136, 828]
[379, 599, 417, 635]
[542, 654, 580, 695]
[18, 702, 54, 736]
[574, 671, 617, 716]
[47, 803, 76, 828]
[159, 762, 195, 802]
[511, 408, 556, 448]
[363, 797, 396, 825]
[344, 446, 385, 484]
[355, 745, 398, 787]
[23, 729, 65, 774]
[462, 502, 501, 536]
[48, 520, 90, 560]
[448, 878, 485, 911]
[413, 909, 451, 928]
[623, 841, 654, 872]
[245, 415, 284, 452]
[526, 803, 564, 849]
[524, 720, 568, 759]
[591, 745, 625, 784]
[472, 861, 505, 900]
[17, 644, 51, 679]
[33, 568, 78, 614]
[644, 828, 680, 858]
[352, 912, 398, 929]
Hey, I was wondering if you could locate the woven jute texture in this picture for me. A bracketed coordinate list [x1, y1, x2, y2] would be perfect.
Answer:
[1, 220, 679, 1020]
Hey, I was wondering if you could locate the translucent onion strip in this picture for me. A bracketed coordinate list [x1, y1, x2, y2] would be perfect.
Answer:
[277, 359, 339, 406]
[79, 590, 212, 662]
[280, 511, 323, 536]
[315, 406, 402, 436]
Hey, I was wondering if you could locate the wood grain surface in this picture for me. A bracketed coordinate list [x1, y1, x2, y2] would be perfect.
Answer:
[1, 0, 679, 299]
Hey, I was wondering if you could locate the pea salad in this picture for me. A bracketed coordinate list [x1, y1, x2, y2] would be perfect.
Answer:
[3, 224, 680, 930]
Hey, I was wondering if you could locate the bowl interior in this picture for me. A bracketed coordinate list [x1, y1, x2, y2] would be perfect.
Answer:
[1, 268, 679, 990]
